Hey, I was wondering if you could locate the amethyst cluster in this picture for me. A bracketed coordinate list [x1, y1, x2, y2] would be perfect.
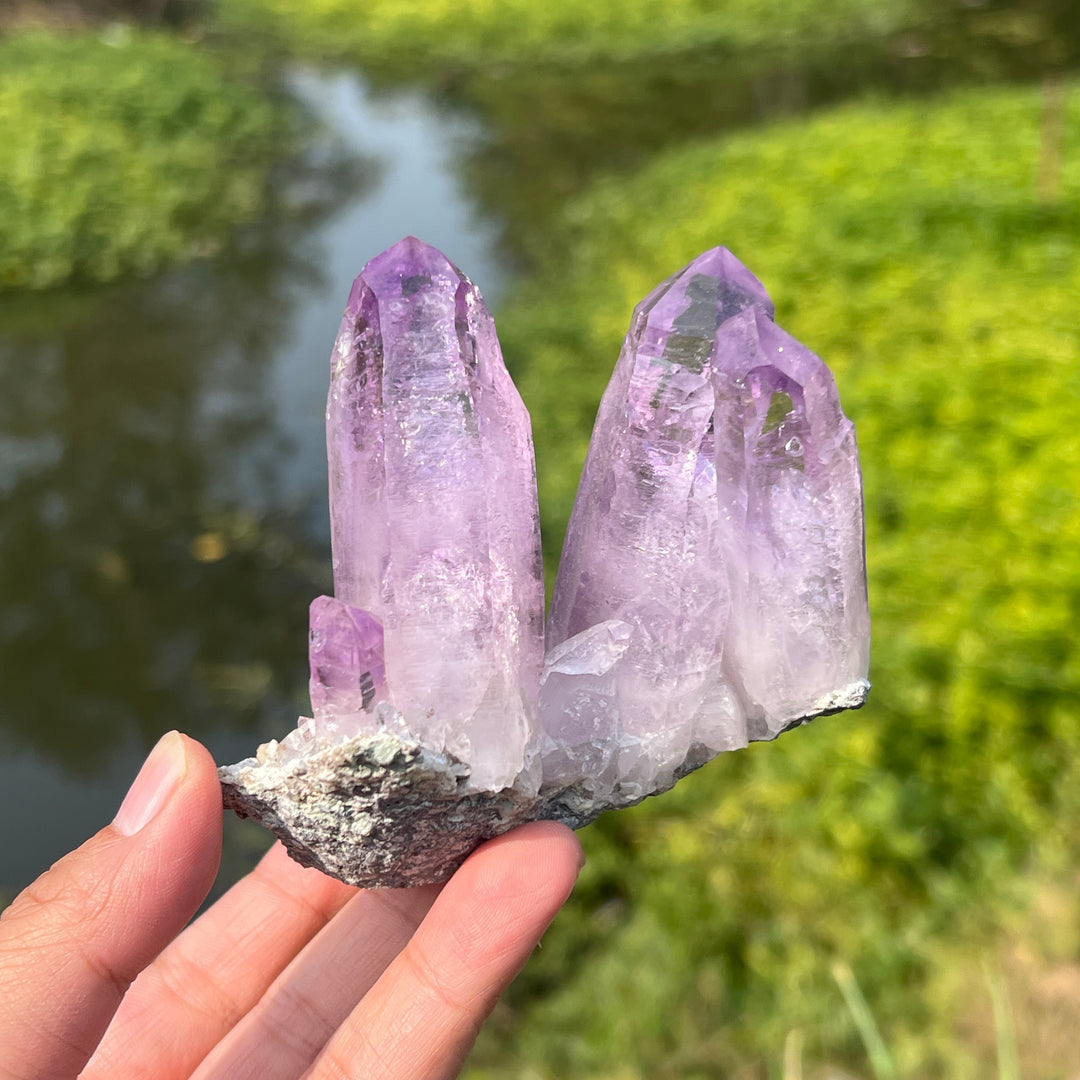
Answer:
[220, 238, 869, 887]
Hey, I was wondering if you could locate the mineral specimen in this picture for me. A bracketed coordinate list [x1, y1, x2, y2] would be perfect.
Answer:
[220, 239, 870, 887]
[541, 248, 870, 800]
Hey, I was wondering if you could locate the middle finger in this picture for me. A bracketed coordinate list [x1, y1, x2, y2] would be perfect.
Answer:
[191, 883, 441, 1080]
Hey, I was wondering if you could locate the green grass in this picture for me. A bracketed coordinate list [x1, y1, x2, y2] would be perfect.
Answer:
[833, 961, 897, 1079]
[0, 28, 292, 290]
[460, 80, 1080, 1078]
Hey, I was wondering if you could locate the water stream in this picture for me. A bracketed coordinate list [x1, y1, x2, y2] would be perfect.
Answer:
[0, 69, 507, 894]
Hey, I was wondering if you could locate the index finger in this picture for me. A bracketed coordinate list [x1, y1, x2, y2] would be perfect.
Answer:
[0, 733, 222, 1080]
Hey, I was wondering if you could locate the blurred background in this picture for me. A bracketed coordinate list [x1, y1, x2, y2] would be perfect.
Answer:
[0, 1, 1078, 1076]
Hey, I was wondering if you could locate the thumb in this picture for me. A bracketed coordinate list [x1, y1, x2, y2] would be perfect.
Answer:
[0, 732, 222, 1080]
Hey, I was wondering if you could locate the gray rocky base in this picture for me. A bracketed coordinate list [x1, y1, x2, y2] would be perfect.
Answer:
[219, 679, 868, 889]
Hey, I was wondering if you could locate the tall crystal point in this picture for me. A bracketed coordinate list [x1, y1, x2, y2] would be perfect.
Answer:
[544, 247, 869, 797]
[318, 237, 545, 791]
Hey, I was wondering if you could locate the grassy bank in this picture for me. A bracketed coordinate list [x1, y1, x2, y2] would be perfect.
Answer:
[467, 81, 1080, 1078]
[214, 0, 923, 69]
[0, 28, 292, 290]
[213, 0, 1079, 89]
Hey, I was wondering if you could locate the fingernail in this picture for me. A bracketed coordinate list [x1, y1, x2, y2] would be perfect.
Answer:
[114, 731, 187, 836]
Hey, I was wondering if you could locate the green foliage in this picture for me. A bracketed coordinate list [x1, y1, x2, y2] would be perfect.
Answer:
[468, 82, 1080, 1077]
[214, 0, 923, 69]
[214, 0, 1080, 83]
[0, 29, 291, 290]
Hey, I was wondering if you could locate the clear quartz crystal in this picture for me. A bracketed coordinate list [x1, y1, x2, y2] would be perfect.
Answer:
[543, 247, 869, 794]
[305, 237, 545, 791]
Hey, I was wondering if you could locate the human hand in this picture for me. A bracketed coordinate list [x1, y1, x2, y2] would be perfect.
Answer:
[0, 732, 583, 1080]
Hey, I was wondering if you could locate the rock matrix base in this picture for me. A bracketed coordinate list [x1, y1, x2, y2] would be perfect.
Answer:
[220, 238, 870, 887]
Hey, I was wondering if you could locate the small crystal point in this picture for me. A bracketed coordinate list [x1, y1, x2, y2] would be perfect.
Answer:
[545, 246, 869, 791]
[538, 619, 632, 792]
[308, 595, 386, 726]
[321, 237, 545, 791]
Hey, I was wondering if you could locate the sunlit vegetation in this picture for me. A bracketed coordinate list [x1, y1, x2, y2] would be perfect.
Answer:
[215, 0, 1080, 84]
[463, 81, 1080, 1078]
[0, 29, 291, 289]
[215, 0, 925, 67]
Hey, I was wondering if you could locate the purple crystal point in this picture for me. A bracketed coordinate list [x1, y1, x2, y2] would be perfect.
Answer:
[320, 237, 544, 790]
[308, 595, 386, 726]
[716, 308, 870, 729]
[545, 247, 869, 793]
